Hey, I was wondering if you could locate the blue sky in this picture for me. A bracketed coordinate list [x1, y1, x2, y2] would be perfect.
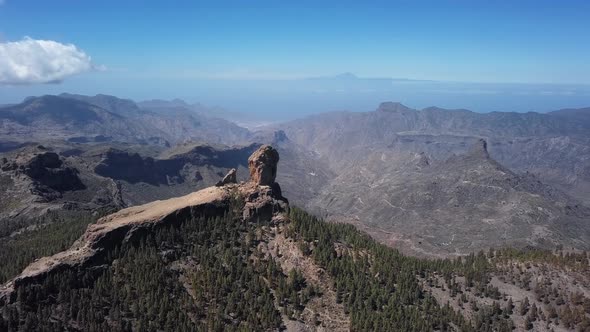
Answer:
[1, 0, 589, 119]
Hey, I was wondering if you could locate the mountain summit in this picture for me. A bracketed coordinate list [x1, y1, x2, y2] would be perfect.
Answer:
[0, 145, 288, 305]
[1, 143, 589, 332]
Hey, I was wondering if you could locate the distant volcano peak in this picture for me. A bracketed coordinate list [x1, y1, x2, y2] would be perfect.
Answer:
[333, 72, 358, 80]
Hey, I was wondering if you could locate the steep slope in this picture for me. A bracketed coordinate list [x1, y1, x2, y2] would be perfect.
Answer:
[0, 142, 265, 286]
[0, 94, 253, 147]
[109, 143, 260, 205]
[250, 129, 336, 208]
[260, 103, 590, 256]
[0, 145, 287, 299]
[311, 139, 590, 257]
[0, 95, 150, 143]
[274, 102, 590, 205]
[1, 145, 589, 331]
[60, 93, 251, 144]
[0, 145, 125, 234]
[0, 142, 261, 238]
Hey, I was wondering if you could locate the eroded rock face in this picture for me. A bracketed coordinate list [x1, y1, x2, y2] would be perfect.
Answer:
[468, 138, 490, 158]
[242, 182, 288, 223]
[215, 168, 237, 187]
[0, 145, 289, 305]
[12, 152, 85, 193]
[248, 145, 279, 186]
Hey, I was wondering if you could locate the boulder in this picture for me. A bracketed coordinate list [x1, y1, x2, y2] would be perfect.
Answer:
[216, 168, 237, 187]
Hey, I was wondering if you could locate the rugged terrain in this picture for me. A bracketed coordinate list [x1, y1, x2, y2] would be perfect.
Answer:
[268, 102, 590, 256]
[307, 139, 590, 257]
[0, 141, 269, 284]
[1, 145, 589, 331]
[0, 94, 251, 147]
[1, 95, 590, 258]
[274, 102, 590, 204]
[0, 142, 260, 224]
[0, 145, 288, 303]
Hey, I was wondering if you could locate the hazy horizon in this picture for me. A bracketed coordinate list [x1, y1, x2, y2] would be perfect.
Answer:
[2, 75, 590, 122]
[1, 1, 590, 121]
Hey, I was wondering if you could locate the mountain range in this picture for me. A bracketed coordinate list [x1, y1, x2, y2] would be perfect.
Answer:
[1, 145, 589, 331]
[0, 95, 589, 258]
[0, 94, 251, 147]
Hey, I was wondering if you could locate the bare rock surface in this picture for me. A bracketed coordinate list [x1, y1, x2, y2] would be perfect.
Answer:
[215, 168, 237, 186]
[266, 224, 350, 331]
[0, 145, 126, 230]
[0, 145, 288, 305]
[0, 186, 232, 303]
[248, 144, 279, 185]
[264, 102, 590, 256]
[310, 139, 590, 257]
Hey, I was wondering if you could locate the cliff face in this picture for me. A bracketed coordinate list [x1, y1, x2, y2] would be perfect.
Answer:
[267, 104, 590, 256]
[0, 145, 288, 305]
[273, 103, 590, 208]
[0, 145, 353, 331]
[302, 139, 590, 257]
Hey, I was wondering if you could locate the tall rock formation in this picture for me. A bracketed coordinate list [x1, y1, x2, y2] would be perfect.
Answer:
[242, 145, 287, 222]
[248, 145, 279, 186]
[0, 145, 288, 305]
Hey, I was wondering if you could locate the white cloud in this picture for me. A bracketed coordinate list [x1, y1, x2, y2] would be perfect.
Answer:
[0, 37, 97, 85]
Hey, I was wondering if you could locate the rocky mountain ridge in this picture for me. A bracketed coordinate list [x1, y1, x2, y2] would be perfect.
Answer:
[0, 146, 125, 232]
[313, 139, 590, 256]
[266, 102, 590, 256]
[0, 142, 269, 244]
[0, 144, 589, 331]
[0, 94, 251, 146]
[0, 145, 287, 305]
[2, 96, 590, 259]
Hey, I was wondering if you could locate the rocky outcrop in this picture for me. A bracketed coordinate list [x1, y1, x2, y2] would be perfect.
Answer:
[242, 146, 288, 222]
[315, 137, 590, 257]
[91, 180, 125, 208]
[248, 145, 279, 186]
[0, 145, 288, 305]
[22, 152, 85, 193]
[0, 187, 232, 304]
[0, 157, 16, 171]
[467, 138, 490, 159]
[94, 149, 183, 185]
[215, 168, 237, 186]
[242, 181, 288, 223]
[2, 151, 86, 195]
